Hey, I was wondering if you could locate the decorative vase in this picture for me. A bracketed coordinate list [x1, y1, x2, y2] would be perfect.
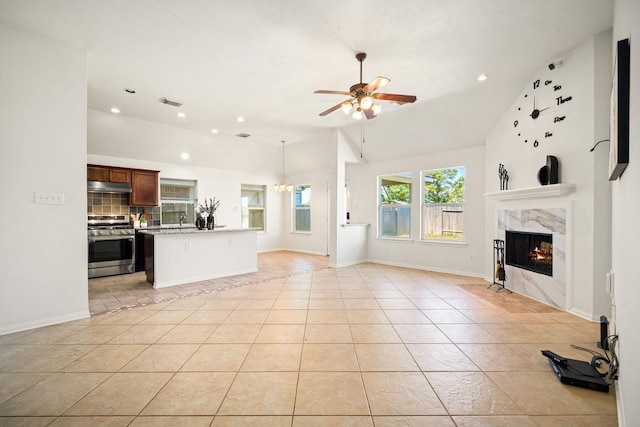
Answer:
[546, 155, 559, 184]
[207, 215, 215, 230]
[537, 166, 549, 186]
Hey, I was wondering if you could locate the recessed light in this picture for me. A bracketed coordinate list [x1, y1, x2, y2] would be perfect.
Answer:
[110, 107, 120, 114]
[181, 152, 190, 160]
[237, 116, 245, 122]
[211, 129, 219, 134]
[477, 74, 488, 82]
[177, 112, 186, 118]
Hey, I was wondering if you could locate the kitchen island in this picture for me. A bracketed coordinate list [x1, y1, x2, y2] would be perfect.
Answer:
[139, 227, 258, 289]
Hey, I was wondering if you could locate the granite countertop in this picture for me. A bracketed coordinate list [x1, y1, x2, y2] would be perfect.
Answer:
[138, 226, 257, 235]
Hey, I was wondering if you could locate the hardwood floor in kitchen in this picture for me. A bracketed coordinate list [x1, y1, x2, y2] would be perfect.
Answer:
[0, 251, 617, 426]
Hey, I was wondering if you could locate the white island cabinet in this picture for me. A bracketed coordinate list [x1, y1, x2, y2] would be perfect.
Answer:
[140, 228, 258, 289]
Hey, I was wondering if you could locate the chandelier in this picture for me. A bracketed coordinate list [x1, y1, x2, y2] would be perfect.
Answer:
[274, 140, 294, 192]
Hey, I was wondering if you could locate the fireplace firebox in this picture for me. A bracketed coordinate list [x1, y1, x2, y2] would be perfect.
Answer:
[505, 230, 553, 276]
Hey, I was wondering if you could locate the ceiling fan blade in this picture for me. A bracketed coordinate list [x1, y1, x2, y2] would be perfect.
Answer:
[319, 100, 350, 116]
[373, 93, 417, 104]
[363, 76, 390, 93]
[364, 108, 377, 120]
[314, 90, 352, 96]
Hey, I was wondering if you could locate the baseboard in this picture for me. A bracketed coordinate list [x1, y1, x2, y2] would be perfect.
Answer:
[330, 259, 368, 268]
[0, 309, 91, 336]
[567, 307, 599, 322]
[616, 381, 626, 427]
[258, 248, 328, 257]
[365, 258, 485, 279]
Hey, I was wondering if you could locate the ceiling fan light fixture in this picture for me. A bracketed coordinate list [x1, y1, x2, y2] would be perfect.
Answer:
[360, 96, 373, 110]
[314, 52, 416, 120]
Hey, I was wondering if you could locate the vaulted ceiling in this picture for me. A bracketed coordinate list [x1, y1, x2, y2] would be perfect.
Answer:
[0, 0, 614, 171]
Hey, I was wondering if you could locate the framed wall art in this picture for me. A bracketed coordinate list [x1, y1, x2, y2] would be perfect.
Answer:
[609, 38, 630, 181]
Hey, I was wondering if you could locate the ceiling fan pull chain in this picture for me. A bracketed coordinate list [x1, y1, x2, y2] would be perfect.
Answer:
[360, 117, 365, 158]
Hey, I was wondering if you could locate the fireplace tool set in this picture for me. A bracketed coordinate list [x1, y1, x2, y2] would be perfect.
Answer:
[489, 239, 510, 292]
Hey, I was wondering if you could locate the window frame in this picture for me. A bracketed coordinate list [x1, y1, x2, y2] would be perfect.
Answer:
[292, 184, 311, 233]
[377, 172, 413, 240]
[420, 166, 466, 243]
[241, 184, 266, 231]
[159, 178, 198, 226]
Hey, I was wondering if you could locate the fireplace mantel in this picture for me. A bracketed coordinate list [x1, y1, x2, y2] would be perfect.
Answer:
[484, 184, 576, 201]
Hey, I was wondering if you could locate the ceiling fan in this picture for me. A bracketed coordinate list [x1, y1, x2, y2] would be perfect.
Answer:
[314, 52, 417, 120]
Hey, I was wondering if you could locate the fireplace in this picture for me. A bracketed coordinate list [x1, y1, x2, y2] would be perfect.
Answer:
[505, 230, 553, 276]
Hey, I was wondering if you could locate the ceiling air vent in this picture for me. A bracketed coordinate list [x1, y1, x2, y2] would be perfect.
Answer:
[235, 133, 251, 138]
[159, 98, 183, 107]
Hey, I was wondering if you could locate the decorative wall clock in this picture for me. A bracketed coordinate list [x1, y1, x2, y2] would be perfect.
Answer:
[513, 65, 572, 148]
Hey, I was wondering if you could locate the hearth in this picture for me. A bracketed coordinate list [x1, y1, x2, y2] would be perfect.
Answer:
[505, 230, 553, 277]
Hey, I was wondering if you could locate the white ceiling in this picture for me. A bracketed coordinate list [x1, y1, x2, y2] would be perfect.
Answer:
[0, 0, 614, 170]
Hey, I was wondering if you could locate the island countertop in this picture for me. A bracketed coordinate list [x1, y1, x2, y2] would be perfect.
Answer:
[138, 226, 256, 235]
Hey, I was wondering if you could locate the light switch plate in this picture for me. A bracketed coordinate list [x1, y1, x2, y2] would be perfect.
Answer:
[35, 191, 65, 205]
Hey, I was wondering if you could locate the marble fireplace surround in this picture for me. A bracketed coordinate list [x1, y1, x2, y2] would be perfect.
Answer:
[487, 184, 575, 310]
[497, 208, 568, 309]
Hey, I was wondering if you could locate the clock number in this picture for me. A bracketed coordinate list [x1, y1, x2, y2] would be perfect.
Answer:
[533, 79, 540, 89]
[545, 132, 553, 138]
[554, 116, 566, 123]
[556, 95, 572, 105]
[545, 80, 552, 86]
[513, 120, 519, 128]
[533, 140, 539, 147]
[553, 85, 562, 91]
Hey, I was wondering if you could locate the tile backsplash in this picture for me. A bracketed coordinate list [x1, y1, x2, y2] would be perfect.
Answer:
[129, 205, 161, 226]
[87, 193, 129, 215]
[87, 192, 161, 226]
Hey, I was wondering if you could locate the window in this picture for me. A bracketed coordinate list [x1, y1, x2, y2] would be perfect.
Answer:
[379, 173, 412, 238]
[160, 178, 197, 225]
[241, 184, 265, 230]
[421, 167, 465, 241]
[293, 185, 311, 232]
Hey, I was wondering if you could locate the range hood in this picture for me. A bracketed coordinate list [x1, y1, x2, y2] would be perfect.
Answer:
[87, 181, 132, 193]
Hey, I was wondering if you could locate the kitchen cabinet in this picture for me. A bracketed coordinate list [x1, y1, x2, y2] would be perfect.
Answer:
[87, 165, 110, 182]
[87, 165, 131, 183]
[109, 169, 131, 183]
[88, 164, 159, 206]
[131, 170, 159, 206]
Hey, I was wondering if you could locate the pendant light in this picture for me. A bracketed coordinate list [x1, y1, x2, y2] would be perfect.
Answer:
[274, 140, 294, 192]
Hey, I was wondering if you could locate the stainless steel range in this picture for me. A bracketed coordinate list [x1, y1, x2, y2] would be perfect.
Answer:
[88, 214, 135, 278]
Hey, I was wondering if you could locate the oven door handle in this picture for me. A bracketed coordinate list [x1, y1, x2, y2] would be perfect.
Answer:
[88, 236, 135, 243]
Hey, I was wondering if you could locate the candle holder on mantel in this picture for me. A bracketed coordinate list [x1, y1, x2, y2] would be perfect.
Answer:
[499, 164, 509, 191]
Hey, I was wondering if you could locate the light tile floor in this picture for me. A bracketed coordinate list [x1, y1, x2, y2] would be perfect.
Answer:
[0, 251, 617, 426]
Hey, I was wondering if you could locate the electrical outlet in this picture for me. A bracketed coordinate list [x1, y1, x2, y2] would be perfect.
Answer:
[35, 191, 64, 205]
[184, 242, 192, 250]
[229, 239, 233, 246]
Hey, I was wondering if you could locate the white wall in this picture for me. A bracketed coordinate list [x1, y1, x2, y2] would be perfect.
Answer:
[347, 145, 486, 277]
[0, 24, 89, 334]
[485, 33, 612, 321]
[611, 0, 640, 424]
[282, 168, 332, 256]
